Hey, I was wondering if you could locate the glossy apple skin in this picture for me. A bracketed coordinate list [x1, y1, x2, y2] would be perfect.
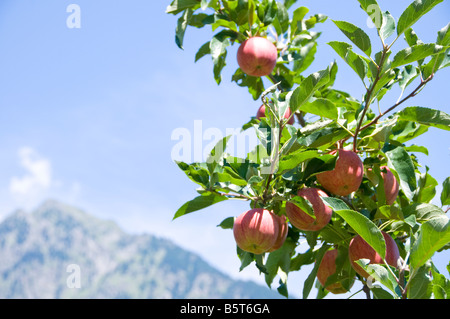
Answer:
[256, 104, 295, 125]
[348, 231, 400, 278]
[285, 187, 332, 231]
[237, 37, 278, 77]
[366, 166, 399, 205]
[316, 149, 364, 196]
[233, 208, 280, 254]
[317, 249, 354, 294]
[267, 215, 288, 252]
[380, 166, 399, 205]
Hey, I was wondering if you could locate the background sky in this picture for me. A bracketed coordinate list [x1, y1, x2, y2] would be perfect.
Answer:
[0, 0, 448, 299]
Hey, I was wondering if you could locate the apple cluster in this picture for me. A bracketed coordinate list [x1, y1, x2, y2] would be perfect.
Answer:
[234, 37, 401, 295]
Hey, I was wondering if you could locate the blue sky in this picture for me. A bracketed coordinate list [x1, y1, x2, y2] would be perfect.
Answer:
[0, 0, 448, 299]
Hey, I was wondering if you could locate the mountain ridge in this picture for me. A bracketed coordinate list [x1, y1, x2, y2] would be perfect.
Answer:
[0, 200, 281, 299]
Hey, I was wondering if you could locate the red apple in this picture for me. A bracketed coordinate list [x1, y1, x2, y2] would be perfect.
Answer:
[316, 149, 364, 196]
[267, 215, 288, 252]
[380, 166, 399, 205]
[233, 208, 280, 254]
[366, 166, 399, 205]
[348, 231, 400, 278]
[317, 249, 354, 294]
[285, 187, 332, 231]
[237, 37, 278, 77]
[256, 104, 295, 125]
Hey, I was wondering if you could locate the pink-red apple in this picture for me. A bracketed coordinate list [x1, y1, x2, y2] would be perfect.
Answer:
[316, 149, 364, 196]
[380, 166, 399, 205]
[237, 37, 278, 77]
[267, 215, 288, 252]
[348, 231, 400, 278]
[233, 208, 280, 254]
[256, 104, 295, 125]
[317, 249, 354, 294]
[285, 187, 332, 231]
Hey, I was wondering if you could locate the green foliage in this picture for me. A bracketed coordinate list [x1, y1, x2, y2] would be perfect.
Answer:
[167, 0, 450, 299]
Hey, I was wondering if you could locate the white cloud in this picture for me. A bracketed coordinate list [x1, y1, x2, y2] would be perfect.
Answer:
[9, 147, 53, 209]
[10, 147, 52, 195]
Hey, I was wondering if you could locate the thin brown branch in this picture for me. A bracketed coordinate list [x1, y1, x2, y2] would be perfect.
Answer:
[353, 46, 389, 153]
[359, 74, 434, 132]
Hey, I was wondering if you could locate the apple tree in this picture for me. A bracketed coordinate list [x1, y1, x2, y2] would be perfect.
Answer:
[166, 0, 450, 299]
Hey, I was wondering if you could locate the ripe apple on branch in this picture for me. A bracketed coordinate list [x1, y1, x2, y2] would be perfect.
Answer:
[168, 0, 450, 299]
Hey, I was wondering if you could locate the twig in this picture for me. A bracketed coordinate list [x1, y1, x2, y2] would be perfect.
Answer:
[359, 74, 434, 132]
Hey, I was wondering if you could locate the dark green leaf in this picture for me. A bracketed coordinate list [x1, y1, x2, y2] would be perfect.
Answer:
[166, 0, 200, 14]
[175, 9, 193, 49]
[195, 41, 211, 62]
[408, 262, 433, 299]
[441, 177, 450, 206]
[217, 216, 235, 229]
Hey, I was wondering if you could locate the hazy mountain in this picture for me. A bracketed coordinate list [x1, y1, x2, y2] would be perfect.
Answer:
[0, 200, 280, 299]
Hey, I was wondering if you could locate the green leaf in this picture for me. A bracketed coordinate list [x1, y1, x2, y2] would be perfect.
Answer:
[431, 265, 450, 299]
[300, 98, 338, 120]
[410, 215, 450, 269]
[278, 149, 320, 173]
[302, 245, 329, 299]
[371, 287, 394, 299]
[396, 106, 450, 131]
[265, 238, 296, 287]
[415, 166, 438, 203]
[334, 209, 386, 259]
[206, 135, 231, 174]
[176, 161, 210, 188]
[408, 262, 433, 299]
[173, 192, 228, 220]
[332, 20, 372, 56]
[357, 0, 383, 29]
[320, 197, 350, 211]
[403, 203, 446, 222]
[195, 41, 211, 62]
[355, 261, 400, 297]
[391, 43, 447, 68]
[166, 0, 200, 14]
[289, 66, 330, 113]
[397, 0, 444, 37]
[441, 177, 450, 206]
[175, 9, 193, 49]
[290, 6, 309, 37]
[375, 205, 404, 221]
[379, 11, 396, 42]
[384, 146, 417, 200]
[217, 216, 235, 229]
[328, 41, 368, 81]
